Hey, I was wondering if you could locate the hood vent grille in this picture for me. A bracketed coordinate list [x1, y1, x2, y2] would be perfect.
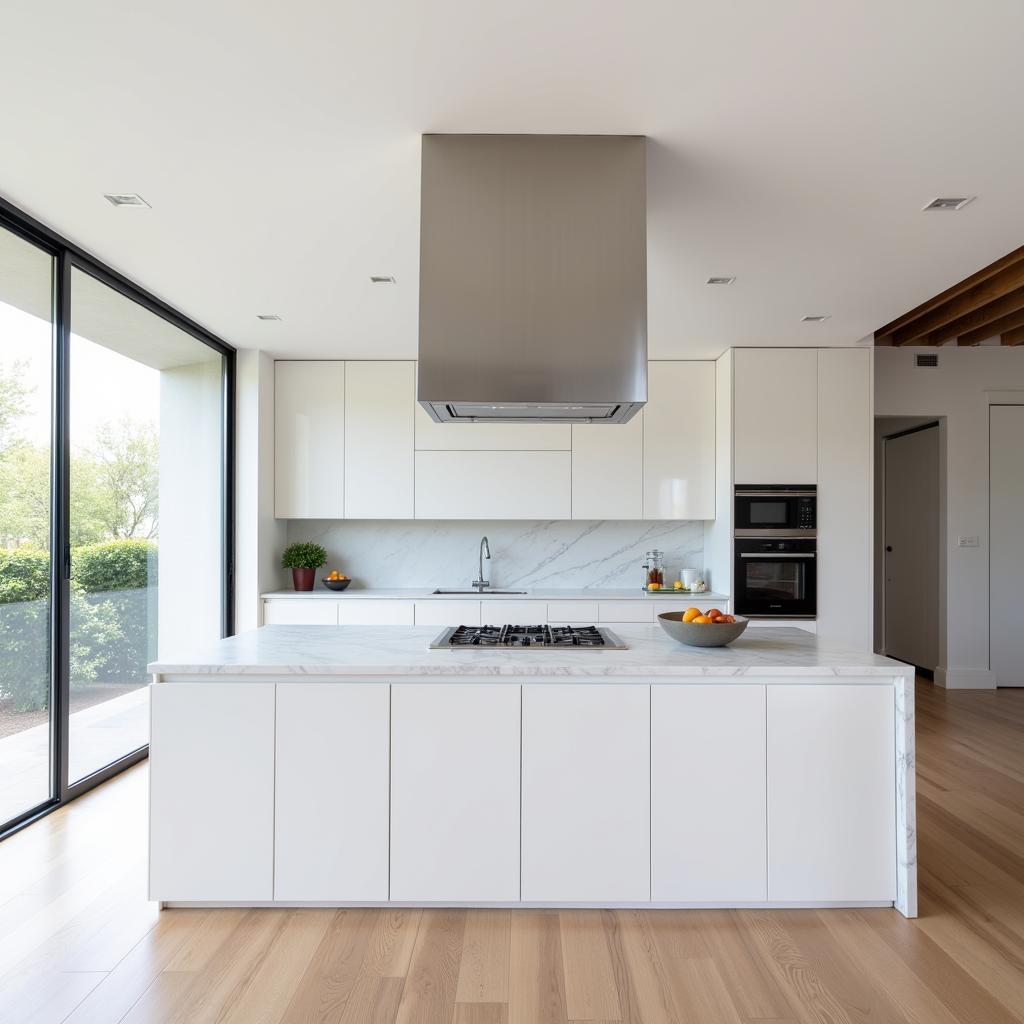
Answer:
[916, 353, 939, 367]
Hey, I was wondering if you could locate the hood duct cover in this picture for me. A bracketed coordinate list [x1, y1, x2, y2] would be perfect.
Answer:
[417, 134, 647, 424]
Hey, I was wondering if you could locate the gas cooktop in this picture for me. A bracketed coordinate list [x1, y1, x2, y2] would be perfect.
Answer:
[430, 624, 628, 650]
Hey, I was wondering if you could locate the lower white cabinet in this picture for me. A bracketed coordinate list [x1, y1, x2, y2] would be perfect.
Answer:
[414, 599, 482, 626]
[767, 685, 896, 902]
[390, 684, 521, 901]
[336, 599, 415, 625]
[521, 683, 650, 902]
[263, 599, 338, 625]
[274, 684, 390, 900]
[150, 684, 275, 901]
[652, 685, 767, 901]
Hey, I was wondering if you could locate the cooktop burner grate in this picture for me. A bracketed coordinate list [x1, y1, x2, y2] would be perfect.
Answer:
[430, 624, 628, 650]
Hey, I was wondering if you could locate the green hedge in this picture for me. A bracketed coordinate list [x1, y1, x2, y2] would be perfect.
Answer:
[0, 541, 156, 712]
[72, 540, 157, 592]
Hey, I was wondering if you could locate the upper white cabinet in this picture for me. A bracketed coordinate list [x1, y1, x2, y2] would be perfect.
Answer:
[734, 349, 818, 485]
[415, 450, 572, 519]
[414, 403, 570, 451]
[643, 361, 716, 519]
[572, 413, 643, 519]
[345, 361, 415, 519]
[274, 361, 345, 518]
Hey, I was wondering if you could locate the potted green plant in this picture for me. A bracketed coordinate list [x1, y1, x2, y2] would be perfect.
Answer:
[281, 542, 327, 592]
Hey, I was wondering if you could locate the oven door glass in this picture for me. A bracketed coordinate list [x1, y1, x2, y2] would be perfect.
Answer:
[736, 554, 817, 616]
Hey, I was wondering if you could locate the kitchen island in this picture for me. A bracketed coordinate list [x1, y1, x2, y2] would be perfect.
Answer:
[148, 625, 916, 917]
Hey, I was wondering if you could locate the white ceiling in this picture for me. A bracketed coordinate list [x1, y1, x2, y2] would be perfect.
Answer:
[2, 1, 1024, 360]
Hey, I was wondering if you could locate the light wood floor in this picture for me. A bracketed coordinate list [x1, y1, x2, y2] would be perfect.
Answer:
[1, 680, 1022, 1024]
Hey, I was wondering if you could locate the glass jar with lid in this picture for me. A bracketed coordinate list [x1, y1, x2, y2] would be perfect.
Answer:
[642, 549, 665, 589]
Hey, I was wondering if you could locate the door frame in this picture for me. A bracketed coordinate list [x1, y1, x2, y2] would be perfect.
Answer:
[0, 197, 236, 840]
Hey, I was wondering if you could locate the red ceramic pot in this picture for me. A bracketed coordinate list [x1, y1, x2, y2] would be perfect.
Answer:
[291, 567, 316, 591]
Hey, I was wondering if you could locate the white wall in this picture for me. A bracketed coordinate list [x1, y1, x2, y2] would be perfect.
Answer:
[236, 350, 287, 632]
[875, 346, 1024, 688]
[158, 360, 223, 655]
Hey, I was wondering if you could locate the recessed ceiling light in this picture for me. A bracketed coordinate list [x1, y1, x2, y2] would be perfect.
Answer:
[801, 315, 831, 323]
[370, 275, 397, 284]
[706, 276, 736, 285]
[256, 314, 282, 321]
[103, 193, 150, 208]
[923, 196, 975, 211]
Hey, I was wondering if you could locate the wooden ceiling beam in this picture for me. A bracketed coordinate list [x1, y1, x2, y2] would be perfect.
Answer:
[957, 305, 1024, 346]
[922, 284, 1024, 346]
[888, 259, 1024, 345]
[875, 244, 1024, 344]
[1001, 324, 1024, 346]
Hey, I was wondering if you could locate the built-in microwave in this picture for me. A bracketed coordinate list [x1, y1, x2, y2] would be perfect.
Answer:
[733, 537, 817, 618]
[734, 485, 816, 537]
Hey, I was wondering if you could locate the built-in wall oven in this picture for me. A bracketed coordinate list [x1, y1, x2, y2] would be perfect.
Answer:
[734, 486, 817, 618]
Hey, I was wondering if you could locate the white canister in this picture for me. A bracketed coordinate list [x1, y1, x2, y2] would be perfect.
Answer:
[681, 568, 699, 588]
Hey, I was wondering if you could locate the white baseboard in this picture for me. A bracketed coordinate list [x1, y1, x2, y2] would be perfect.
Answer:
[935, 666, 996, 690]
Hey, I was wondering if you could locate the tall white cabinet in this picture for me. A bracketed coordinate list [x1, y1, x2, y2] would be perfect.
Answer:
[734, 349, 818, 485]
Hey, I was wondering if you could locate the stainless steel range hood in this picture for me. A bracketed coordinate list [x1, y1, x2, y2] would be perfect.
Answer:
[418, 134, 647, 424]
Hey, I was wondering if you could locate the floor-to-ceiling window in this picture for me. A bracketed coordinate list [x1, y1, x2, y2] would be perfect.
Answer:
[0, 203, 233, 837]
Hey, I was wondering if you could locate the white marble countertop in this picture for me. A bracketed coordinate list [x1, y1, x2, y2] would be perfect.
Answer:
[261, 587, 731, 602]
[150, 624, 910, 680]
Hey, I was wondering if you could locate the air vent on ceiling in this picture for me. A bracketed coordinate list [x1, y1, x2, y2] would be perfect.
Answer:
[801, 314, 830, 323]
[103, 193, 150, 208]
[706, 276, 736, 285]
[923, 197, 975, 211]
[916, 353, 939, 367]
[370, 275, 396, 284]
[256, 314, 282, 321]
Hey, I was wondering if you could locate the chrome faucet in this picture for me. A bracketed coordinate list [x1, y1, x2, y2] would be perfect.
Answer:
[472, 536, 491, 592]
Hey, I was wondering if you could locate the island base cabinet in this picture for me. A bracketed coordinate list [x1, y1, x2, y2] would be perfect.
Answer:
[767, 685, 897, 902]
[652, 685, 767, 902]
[522, 684, 650, 902]
[150, 684, 275, 902]
[274, 685, 389, 901]
[390, 684, 520, 901]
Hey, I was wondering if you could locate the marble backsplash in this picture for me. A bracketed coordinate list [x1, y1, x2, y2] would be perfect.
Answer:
[282, 520, 707, 591]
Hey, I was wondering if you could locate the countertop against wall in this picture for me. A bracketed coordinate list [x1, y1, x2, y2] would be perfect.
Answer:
[262, 588, 731, 602]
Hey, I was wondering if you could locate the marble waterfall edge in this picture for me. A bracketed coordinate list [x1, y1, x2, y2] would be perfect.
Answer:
[283, 520, 706, 591]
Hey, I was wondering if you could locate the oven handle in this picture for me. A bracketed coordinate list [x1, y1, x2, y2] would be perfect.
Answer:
[739, 552, 816, 558]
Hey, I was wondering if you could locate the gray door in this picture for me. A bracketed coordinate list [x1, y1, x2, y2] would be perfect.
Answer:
[883, 425, 939, 671]
[990, 406, 1024, 687]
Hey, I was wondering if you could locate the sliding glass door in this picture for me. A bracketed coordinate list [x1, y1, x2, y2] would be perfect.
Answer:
[0, 225, 55, 826]
[0, 202, 234, 837]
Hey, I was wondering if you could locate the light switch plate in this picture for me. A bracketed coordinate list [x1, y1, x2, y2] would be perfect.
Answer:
[957, 535, 980, 548]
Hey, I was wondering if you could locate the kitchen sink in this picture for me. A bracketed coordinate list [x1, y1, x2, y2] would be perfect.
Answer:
[432, 588, 527, 595]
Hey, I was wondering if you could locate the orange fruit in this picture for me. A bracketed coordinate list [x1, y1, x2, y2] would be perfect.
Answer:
[682, 608, 701, 623]
[694, 615, 712, 624]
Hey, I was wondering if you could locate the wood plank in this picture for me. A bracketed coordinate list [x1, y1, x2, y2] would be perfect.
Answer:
[559, 910, 622, 1021]
[508, 912, 568, 1024]
[1002, 323, 1024, 346]
[456, 909, 510, 1003]
[925, 283, 1024, 344]
[957, 305, 1024, 345]
[361, 909, 422, 979]
[394, 909, 465, 1024]
[339, 976, 406, 1024]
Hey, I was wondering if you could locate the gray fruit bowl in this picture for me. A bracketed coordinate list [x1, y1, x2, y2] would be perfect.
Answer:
[657, 612, 749, 647]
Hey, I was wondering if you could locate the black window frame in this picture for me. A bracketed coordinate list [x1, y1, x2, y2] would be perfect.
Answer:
[0, 195, 236, 840]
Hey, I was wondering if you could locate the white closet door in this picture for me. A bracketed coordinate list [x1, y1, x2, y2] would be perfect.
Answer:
[991, 405, 1024, 687]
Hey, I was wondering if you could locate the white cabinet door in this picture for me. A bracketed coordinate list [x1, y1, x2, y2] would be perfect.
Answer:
[545, 601, 601, 623]
[767, 685, 896, 902]
[572, 414, 643, 519]
[414, 600, 482, 626]
[336, 599, 415, 625]
[643, 362, 716, 519]
[345, 361, 415, 519]
[521, 684, 650, 902]
[734, 349, 818, 485]
[263, 599, 338, 625]
[415, 451, 572, 519]
[480, 599, 548, 624]
[415, 403, 571, 451]
[390, 684, 521, 901]
[598, 601, 653, 623]
[150, 684, 275, 901]
[817, 348, 871, 648]
[652, 685, 767, 901]
[275, 684, 389, 900]
[275, 361, 345, 518]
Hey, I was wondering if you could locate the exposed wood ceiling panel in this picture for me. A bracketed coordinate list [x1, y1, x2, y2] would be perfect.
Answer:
[875, 246, 1024, 346]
